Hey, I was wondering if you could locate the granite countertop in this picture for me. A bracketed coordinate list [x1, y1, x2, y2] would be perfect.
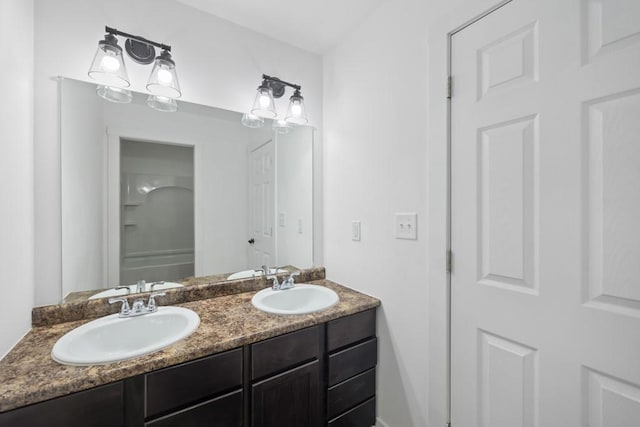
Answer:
[0, 280, 380, 413]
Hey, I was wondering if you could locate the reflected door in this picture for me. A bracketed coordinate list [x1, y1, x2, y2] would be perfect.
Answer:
[249, 139, 276, 268]
[451, 0, 640, 426]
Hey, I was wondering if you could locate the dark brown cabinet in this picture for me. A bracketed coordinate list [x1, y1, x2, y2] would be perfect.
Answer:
[0, 382, 125, 427]
[326, 310, 378, 426]
[249, 326, 323, 427]
[0, 309, 377, 427]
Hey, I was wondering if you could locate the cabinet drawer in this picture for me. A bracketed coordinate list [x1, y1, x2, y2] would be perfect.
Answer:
[327, 309, 376, 352]
[328, 338, 377, 386]
[252, 325, 320, 380]
[146, 348, 242, 418]
[327, 368, 376, 420]
[145, 389, 242, 427]
[0, 382, 123, 427]
[328, 397, 376, 427]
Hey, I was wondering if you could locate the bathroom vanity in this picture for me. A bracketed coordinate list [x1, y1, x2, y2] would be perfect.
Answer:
[0, 279, 379, 427]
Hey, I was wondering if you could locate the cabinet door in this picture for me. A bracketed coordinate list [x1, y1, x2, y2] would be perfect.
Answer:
[252, 360, 321, 427]
[0, 382, 124, 427]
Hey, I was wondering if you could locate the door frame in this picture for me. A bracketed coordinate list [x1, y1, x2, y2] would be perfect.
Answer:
[426, 1, 513, 426]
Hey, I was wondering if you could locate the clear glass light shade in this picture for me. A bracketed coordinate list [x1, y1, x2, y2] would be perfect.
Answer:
[241, 113, 265, 128]
[272, 118, 290, 134]
[284, 93, 308, 125]
[147, 95, 178, 112]
[146, 51, 181, 98]
[251, 87, 277, 118]
[96, 85, 133, 104]
[88, 37, 130, 88]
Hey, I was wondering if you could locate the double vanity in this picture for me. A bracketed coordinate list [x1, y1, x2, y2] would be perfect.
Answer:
[0, 268, 380, 427]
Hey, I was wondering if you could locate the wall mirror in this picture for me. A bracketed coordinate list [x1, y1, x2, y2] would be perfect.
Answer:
[60, 78, 314, 303]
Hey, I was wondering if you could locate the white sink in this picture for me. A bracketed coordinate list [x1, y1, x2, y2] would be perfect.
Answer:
[51, 306, 200, 366]
[88, 282, 184, 300]
[227, 268, 287, 280]
[251, 284, 339, 315]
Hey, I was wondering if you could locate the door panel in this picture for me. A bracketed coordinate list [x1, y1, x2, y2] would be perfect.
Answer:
[451, 0, 640, 426]
[249, 140, 276, 268]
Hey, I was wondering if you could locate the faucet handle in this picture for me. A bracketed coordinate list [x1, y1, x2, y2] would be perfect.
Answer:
[147, 292, 166, 312]
[108, 297, 130, 316]
[114, 285, 131, 295]
[150, 281, 165, 291]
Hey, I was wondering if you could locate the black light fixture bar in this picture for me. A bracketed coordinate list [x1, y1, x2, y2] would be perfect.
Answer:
[105, 26, 171, 52]
[262, 74, 301, 91]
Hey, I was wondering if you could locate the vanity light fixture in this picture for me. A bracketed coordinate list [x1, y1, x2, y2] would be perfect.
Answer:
[88, 26, 181, 111]
[244, 74, 308, 128]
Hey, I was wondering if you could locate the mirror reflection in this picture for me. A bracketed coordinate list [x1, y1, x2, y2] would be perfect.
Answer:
[60, 78, 314, 303]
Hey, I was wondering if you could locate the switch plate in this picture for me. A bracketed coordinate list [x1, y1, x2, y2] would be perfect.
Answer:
[278, 212, 286, 227]
[297, 218, 303, 234]
[352, 220, 361, 241]
[395, 213, 417, 240]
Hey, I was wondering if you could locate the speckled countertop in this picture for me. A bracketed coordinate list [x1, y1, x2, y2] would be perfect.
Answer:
[0, 280, 380, 413]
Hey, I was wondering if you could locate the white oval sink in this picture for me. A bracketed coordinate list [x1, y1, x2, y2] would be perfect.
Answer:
[227, 268, 287, 280]
[251, 284, 339, 315]
[88, 282, 184, 300]
[51, 306, 200, 366]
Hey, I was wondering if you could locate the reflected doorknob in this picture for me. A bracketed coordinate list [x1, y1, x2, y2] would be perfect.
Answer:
[248, 238, 255, 245]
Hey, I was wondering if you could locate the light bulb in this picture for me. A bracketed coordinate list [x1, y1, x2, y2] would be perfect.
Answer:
[157, 69, 173, 85]
[291, 103, 302, 116]
[259, 94, 271, 108]
[101, 55, 120, 72]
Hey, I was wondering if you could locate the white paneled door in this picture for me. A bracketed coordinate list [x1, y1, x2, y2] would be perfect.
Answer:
[450, 0, 640, 426]
[249, 139, 276, 269]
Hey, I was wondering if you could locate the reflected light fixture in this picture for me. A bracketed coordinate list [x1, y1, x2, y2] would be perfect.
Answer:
[241, 113, 265, 128]
[243, 74, 308, 128]
[96, 85, 133, 103]
[272, 118, 290, 134]
[88, 26, 181, 111]
[146, 95, 178, 113]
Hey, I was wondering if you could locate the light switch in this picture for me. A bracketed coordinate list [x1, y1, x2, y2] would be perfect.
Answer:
[297, 218, 303, 234]
[352, 220, 361, 241]
[279, 212, 286, 227]
[395, 213, 417, 240]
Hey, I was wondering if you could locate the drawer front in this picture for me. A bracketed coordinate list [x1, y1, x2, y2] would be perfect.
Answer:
[327, 309, 376, 352]
[328, 397, 376, 427]
[328, 338, 377, 386]
[146, 348, 242, 418]
[145, 390, 242, 427]
[0, 382, 123, 427]
[327, 368, 376, 420]
[251, 325, 320, 380]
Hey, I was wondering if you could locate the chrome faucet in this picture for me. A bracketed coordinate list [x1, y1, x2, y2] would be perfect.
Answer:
[135, 280, 146, 293]
[109, 292, 166, 317]
[270, 271, 300, 291]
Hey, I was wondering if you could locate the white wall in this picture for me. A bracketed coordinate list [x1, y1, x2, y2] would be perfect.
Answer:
[34, 0, 323, 305]
[276, 126, 314, 268]
[60, 79, 105, 298]
[324, 0, 518, 426]
[323, 2, 431, 424]
[0, 0, 34, 357]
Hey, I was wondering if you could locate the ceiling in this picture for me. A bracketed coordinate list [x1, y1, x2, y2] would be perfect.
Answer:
[176, 0, 386, 54]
